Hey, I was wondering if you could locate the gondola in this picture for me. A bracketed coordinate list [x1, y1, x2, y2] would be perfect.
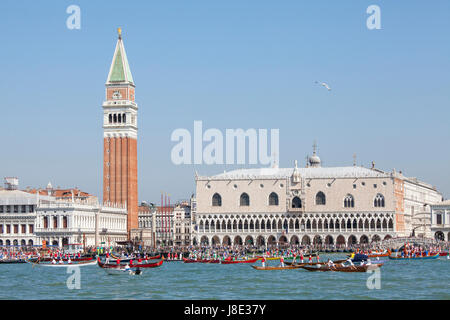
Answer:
[388, 253, 440, 260]
[27, 256, 94, 263]
[285, 259, 347, 266]
[0, 259, 27, 264]
[182, 258, 220, 263]
[220, 257, 260, 264]
[97, 257, 163, 268]
[251, 265, 302, 270]
[27, 259, 98, 267]
[300, 263, 383, 272]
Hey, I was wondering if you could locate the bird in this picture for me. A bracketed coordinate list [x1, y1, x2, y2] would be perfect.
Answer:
[315, 81, 331, 91]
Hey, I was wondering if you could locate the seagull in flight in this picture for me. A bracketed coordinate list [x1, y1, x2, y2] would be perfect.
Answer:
[315, 81, 331, 91]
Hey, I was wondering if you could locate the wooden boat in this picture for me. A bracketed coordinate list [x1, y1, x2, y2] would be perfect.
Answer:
[98, 258, 163, 269]
[221, 257, 260, 264]
[285, 259, 346, 266]
[300, 263, 382, 272]
[251, 265, 302, 270]
[28, 256, 94, 263]
[438, 252, 449, 257]
[183, 258, 220, 263]
[26, 259, 98, 267]
[388, 253, 439, 260]
[0, 259, 27, 264]
[110, 253, 160, 261]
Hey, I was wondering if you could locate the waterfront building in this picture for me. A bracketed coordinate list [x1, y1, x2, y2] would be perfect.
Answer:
[193, 147, 443, 247]
[34, 199, 127, 247]
[173, 200, 192, 246]
[0, 178, 52, 247]
[132, 203, 156, 247]
[430, 200, 450, 241]
[102, 28, 139, 235]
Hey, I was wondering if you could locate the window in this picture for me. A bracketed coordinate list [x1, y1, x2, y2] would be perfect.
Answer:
[374, 194, 385, 207]
[21, 224, 26, 233]
[109, 114, 112, 123]
[43, 217, 48, 229]
[53, 217, 58, 228]
[21, 205, 26, 213]
[29, 225, 34, 234]
[63, 217, 68, 229]
[292, 197, 302, 208]
[14, 205, 18, 213]
[29, 205, 34, 212]
[6, 225, 11, 234]
[436, 214, 442, 225]
[0, 225, 3, 233]
[316, 192, 326, 205]
[13, 224, 18, 234]
[269, 192, 279, 206]
[240, 193, 250, 206]
[0, 206, 3, 213]
[344, 194, 355, 208]
[212, 193, 222, 207]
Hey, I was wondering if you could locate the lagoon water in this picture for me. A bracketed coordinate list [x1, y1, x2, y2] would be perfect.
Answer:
[1, 254, 449, 300]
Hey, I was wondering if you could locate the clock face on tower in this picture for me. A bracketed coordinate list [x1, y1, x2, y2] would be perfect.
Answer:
[112, 90, 122, 99]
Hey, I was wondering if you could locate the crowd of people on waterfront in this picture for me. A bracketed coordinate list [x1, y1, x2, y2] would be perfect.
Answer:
[1, 238, 449, 262]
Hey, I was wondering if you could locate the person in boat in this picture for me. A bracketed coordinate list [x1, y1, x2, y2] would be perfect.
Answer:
[68, 257, 72, 264]
[124, 264, 130, 272]
[59, 258, 64, 264]
[261, 256, 266, 268]
[308, 255, 312, 263]
[280, 256, 285, 267]
[366, 259, 372, 265]
[52, 258, 57, 264]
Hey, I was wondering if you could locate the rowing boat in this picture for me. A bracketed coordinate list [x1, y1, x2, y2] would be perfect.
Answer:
[388, 253, 440, 260]
[221, 258, 260, 264]
[285, 259, 346, 266]
[0, 259, 27, 264]
[97, 258, 163, 268]
[251, 265, 302, 270]
[27, 256, 94, 263]
[182, 258, 220, 263]
[300, 263, 382, 272]
[26, 259, 98, 267]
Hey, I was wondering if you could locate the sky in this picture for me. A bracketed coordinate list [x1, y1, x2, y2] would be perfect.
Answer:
[1, 1, 449, 202]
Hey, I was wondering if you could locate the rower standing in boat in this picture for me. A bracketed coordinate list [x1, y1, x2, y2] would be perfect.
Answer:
[280, 256, 285, 267]
[261, 256, 266, 268]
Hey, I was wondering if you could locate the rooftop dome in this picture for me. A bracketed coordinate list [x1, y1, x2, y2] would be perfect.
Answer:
[309, 152, 321, 167]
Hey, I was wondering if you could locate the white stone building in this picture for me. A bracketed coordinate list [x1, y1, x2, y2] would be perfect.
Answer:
[0, 177, 128, 248]
[193, 150, 443, 247]
[0, 178, 53, 247]
[34, 200, 128, 247]
[430, 200, 450, 241]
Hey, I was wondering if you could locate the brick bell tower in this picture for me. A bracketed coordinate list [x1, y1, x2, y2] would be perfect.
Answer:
[103, 28, 138, 236]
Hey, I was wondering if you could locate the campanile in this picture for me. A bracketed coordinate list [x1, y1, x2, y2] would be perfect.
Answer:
[103, 28, 138, 235]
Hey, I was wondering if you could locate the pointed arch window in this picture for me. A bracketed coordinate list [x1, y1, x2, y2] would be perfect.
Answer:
[122, 113, 126, 123]
[316, 192, 326, 205]
[212, 193, 222, 207]
[269, 192, 279, 206]
[109, 114, 112, 124]
[344, 194, 355, 208]
[374, 194, 385, 207]
[292, 196, 302, 208]
[240, 193, 250, 206]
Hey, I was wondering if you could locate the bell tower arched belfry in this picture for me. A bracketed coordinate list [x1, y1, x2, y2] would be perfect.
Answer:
[102, 28, 138, 235]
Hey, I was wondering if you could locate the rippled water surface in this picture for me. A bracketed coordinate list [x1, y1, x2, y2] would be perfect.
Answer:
[1, 254, 449, 300]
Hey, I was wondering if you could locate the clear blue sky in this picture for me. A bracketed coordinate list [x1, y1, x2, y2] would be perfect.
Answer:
[1, 1, 449, 202]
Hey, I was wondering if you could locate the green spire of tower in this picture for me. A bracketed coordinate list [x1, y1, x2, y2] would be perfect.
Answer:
[106, 28, 134, 85]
